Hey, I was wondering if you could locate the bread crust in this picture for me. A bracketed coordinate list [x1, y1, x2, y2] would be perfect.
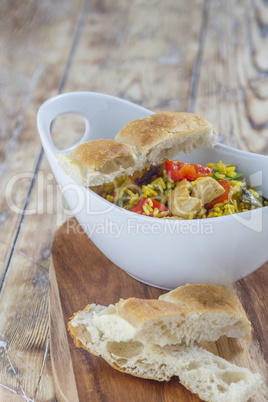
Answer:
[114, 285, 250, 339]
[67, 285, 260, 401]
[116, 298, 193, 327]
[160, 284, 248, 316]
[115, 112, 217, 153]
[68, 139, 135, 171]
[59, 112, 218, 186]
[69, 285, 251, 345]
[160, 285, 251, 340]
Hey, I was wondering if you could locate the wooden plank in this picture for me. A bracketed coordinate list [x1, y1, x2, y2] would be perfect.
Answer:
[194, 86, 268, 154]
[0, 252, 54, 399]
[0, 0, 84, 278]
[194, 1, 268, 154]
[0, 0, 84, 399]
[13, 159, 69, 267]
[51, 218, 267, 401]
[196, 0, 268, 96]
[49, 256, 79, 402]
[66, 0, 204, 111]
[34, 343, 61, 402]
[0, 388, 23, 402]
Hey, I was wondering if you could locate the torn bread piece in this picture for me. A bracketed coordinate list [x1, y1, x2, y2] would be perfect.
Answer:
[69, 304, 261, 402]
[58, 112, 218, 187]
[70, 284, 251, 347]
[115, 112, 218, 168]
[159, 282, 253, 341]
[57, 139, 137, 186]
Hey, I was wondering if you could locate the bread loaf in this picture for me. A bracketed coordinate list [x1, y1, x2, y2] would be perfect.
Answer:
[69, 303, 261, 402]
[57, 139, 137, 186]
[115, 112, 218, 167]
[70, 284, 251, 346]
[58, 112, 218, 186]
[68, 284, 261, 402]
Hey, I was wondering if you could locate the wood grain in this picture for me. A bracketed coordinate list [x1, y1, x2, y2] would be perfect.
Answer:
[197, 0, 268, 93]
[0, 0, 84, 399]
[1, 0, 268, 399]
[50, 218, 267, 402]
[0, 0, 83, 277]
[65, 0, 204, 112]
[195, 0, 268, 154]
[50, 253, 79, 402]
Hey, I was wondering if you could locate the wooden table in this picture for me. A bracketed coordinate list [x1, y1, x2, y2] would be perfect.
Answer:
[0, 0, 267, 400]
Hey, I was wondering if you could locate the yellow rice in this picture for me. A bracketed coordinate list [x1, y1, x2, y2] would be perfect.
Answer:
[91, 160, 267, 219]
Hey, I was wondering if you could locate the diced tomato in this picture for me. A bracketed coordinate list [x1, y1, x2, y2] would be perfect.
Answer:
[205, 179, 232, 210]
[131, 198, 148, 214]
[131, 197, 171, 216]
[165, 161, 212, 182]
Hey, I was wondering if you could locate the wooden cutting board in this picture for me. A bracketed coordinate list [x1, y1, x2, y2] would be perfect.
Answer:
[49, 218, 268, 402]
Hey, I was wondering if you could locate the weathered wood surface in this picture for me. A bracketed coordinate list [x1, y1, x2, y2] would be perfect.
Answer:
[0, 0, 268, 400]
[66, 0, 204, 112]
[195, 0, 268, 152]
[0, 0, 84, 400]
[49, 251, 79, 402]
[51, 218, 268, 402]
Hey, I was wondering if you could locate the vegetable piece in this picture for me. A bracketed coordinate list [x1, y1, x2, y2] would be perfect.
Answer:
[205, 179, 231, 210]
[135, 165, 163, 186]
[131, 198, 171, 216]
[226, 173, 243, 181]
[259, 194, 268, 206]
[241, 188, 262, 208]
[117, 193, 128, 208]
[212, 169, 243, 181]
[165, 161, 212, 182]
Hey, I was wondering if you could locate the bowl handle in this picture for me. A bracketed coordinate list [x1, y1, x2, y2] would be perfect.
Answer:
[37, 91, 153, 164]
[36, 92, 97, 163]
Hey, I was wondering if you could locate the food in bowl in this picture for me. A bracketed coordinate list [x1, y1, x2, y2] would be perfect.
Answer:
[92, 159, 268, 219]
[58, 112, 267, 220]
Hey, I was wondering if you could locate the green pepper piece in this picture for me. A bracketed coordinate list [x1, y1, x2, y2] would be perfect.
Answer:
[117, 193, 128, 208]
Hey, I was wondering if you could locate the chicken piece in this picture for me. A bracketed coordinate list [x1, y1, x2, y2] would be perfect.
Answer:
[172, 179, 190, 198]
[169, 196, 203, 219]
[168, 179, 202, 218]
[191, 177, 225, 205]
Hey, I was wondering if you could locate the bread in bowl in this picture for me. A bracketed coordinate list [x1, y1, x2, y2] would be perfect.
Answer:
[58, 139, 137, 186]
[57, 112, 218, 186]
[115, 112, 218, 167]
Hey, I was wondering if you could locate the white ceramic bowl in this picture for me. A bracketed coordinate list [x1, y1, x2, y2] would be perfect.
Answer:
[37, 92, 268, 290]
